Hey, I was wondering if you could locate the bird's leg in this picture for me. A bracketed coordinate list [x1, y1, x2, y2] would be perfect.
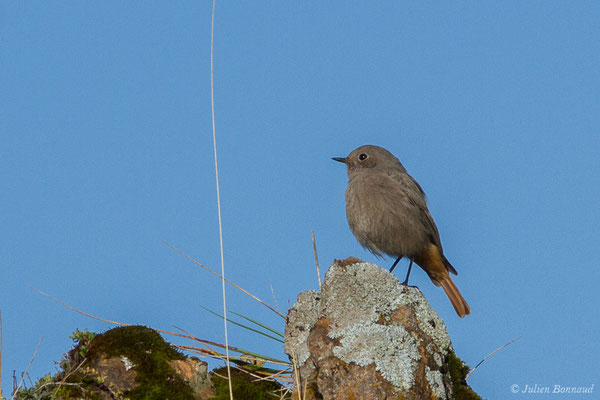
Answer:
[389, 256, 402, 273]
[401, 259, 413, 286]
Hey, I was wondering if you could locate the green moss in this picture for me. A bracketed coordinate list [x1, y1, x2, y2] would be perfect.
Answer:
[86, 325, 184, 361]
[15, 326, 197, 400]
[209, 366, 288, 400]
[86, 325, 194, 400]
[447, 351, 483, 400]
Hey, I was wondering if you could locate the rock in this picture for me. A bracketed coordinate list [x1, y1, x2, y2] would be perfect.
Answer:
[170, 358, 215, 400]
[284, 258, 480, 400]
[90, 355, 137, 393]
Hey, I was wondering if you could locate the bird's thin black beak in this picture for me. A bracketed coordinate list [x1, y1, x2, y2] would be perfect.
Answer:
[332, 157, 347, 164]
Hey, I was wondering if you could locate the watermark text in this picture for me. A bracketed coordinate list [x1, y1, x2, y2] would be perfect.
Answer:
[511, 383, 595, 395]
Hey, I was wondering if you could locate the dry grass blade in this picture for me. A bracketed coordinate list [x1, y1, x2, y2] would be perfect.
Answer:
[174, 344, 222, 360]
[161, 239, 284, 318]
[228, 363, 288, 385]
[289, 346, 303, 400]
[269, 283, 282, 315]
[51, 358, 87, 396]
[209, 0, 233, 397]
[220, 363, 294, 398]
[257, 368, 292, 383]
[210, 0, 233, 400]
[230, 362, 290, 381]
[172, 326, 222, 357]
[11, 337, 42, 399]
[466, 336, 522, 380]
[311, 230, 322, 289]
[279, 385, 293, 400]
[31, 288, 241, 353]
[31, 288, 130, 327]
[176, 344, 290, 368]
[32, 287, 268, 361]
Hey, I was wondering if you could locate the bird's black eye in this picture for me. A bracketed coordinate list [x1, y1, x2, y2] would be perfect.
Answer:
[358, 153, 368, 161]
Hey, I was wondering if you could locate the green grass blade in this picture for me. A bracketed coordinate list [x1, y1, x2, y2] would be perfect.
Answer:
[200, 306, 284, 344]
[229, 311, 284, 338]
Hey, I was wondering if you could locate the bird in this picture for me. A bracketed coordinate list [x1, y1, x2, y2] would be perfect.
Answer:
[333, 144, 470, 317]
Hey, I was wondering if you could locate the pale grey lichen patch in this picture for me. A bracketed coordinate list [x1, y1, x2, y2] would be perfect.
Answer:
[331, 323, 419, 391]
[325, 262, 451, 354]
[284, 290, 321, 366]
[322, 262, 406, 331]
[426, 365, 449, 400]
[393, 285, 452, 354]
[428, 343, 443, 367]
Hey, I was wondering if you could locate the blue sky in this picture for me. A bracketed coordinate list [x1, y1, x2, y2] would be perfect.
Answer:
[2, 2, 599, 398]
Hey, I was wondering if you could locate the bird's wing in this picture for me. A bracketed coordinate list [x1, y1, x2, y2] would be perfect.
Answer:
[388, 170, 445, 251]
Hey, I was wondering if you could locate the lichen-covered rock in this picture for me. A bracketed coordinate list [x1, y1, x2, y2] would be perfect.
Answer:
[284, 258, 479, 400]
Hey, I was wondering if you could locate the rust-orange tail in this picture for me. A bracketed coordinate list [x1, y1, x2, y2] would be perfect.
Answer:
[439, 276, 470, 318]
[414, 243, 471, 318]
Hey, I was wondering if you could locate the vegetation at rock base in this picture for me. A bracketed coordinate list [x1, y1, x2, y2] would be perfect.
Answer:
[209, 366, 289, 400]
[447, 350, 483, 400]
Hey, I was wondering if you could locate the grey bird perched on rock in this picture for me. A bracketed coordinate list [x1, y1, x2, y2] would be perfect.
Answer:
[333, 145, 470, 317]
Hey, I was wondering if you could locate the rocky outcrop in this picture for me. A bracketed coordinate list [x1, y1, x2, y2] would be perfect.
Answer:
[284, 257, 481, 400]
[14, 326, 215, 400]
